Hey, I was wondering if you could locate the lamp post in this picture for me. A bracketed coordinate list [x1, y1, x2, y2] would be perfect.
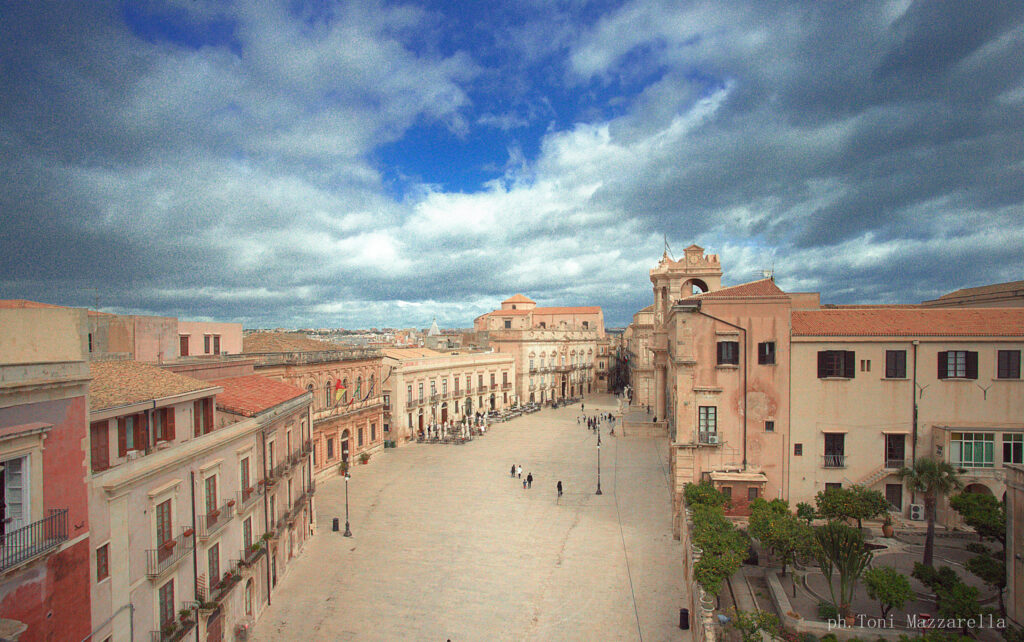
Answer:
[596, 434, 603, 495]
[343, 472, 352, 537]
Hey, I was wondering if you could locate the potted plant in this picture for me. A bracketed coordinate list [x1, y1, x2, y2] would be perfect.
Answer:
[882, 514, 894, 538]
[182, 528, 194, 538]
[338, 461, 348, 475]
[359, 452, 370, 465]
[261, 532, 274, 542]
[209, 509, 221, 518]
[179, 608, 192, 623]
[162, 621, 178, 637]
[250, 542, 263, 552]
[162, 539, 177, 550]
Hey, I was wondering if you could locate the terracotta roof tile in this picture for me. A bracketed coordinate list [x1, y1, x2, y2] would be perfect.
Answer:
[684, 278, 786, 300]
[382, 348, 445, 359]
[501, 294, 535, 304]
[487, 309, 532, 316]
[243, 332, 338, 353]
[89, 361, 216, 411]
[935, 280, 1024, 300]
[531, 306, 602, 314]
[792, 308, 1024, 337]
[210, 374, 308, 417]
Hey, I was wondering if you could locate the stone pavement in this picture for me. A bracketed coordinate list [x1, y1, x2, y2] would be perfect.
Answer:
[251, 394, 689, 641]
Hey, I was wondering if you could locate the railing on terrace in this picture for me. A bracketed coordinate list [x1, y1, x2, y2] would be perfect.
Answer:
[824, 454, 847, 468]
[146, 528, 195, 578]
[465, 387, 473, 395]
[430, 393, 439, 402]
[885, 458, 905, 469]
[199, 501, 234, 540]
[150, 619, 196, 642]
[246, 347, 382, 368]
[490, 383, 497, 390]
[314, 396, 384, 423]
[240, 544, 266, 568]
[0, 508, 68, 572]
[269, 461, 290, 480]
[203, 560, 242, 603]
[236, 486, 261, 514]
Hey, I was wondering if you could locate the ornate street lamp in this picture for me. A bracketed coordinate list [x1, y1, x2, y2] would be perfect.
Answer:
[596, 434, 603, 495]
[343, 472, 352, 537]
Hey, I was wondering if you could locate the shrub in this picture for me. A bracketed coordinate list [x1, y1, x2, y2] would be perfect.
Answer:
[965, 542, 990, 555]
[684, 482, 728, 508]
[817, 601, 839, 621]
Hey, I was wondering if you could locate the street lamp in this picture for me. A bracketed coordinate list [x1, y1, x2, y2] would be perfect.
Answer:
[596, 434, 603, 495]
[343, 472, 352, 537]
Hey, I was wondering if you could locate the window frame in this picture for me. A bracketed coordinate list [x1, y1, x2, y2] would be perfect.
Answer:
[997, 350, 1021, 379]
[938, 350, 977, 380]
[96, 543, 109, 582]
[757, 341, 776, 365]
[817, 350, 855, 378]
[885, 350, 907, 379]
[716, 341, 739, 366]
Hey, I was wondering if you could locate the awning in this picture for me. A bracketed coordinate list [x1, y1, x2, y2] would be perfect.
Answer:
[708, 471, 768, 484]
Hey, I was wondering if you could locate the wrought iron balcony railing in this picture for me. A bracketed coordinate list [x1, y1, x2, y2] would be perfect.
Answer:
[146, 528, 195, 579]
[824, 454, 847, 469]
[236, 486, 261, 515]
[0, 508, 68, 572]
[199, 501, 234, 540]
[884, 458, 905, 470]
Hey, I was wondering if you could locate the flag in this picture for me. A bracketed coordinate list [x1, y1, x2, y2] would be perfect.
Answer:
[334, 379, 347, 405]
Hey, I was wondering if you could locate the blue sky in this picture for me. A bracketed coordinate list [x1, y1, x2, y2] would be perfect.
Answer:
[1, 0, 1022, 328]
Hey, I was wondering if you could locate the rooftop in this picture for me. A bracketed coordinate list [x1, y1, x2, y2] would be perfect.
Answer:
[0, 299, 66, 309]
[211, 374, 308, 417]
[243, 332, 339, 353]
[922, 280, 1024, 304]
[89, 361, 217, 411]
[382, 347, 445, 359]
[501, 294, 535, 304]
[683, 278, 786, 300]
[531, 306, 602, 315]
[792, 308, 1024, 337]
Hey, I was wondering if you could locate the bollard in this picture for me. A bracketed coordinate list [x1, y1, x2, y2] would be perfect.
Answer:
[679, 608, 690, 630]
[332, 517, 339, 532]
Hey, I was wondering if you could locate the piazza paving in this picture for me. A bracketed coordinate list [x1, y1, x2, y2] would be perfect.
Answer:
[251, 394, 689, 641]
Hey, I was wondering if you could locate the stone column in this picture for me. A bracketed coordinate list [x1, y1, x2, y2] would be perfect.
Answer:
[655, 364, 666, 419]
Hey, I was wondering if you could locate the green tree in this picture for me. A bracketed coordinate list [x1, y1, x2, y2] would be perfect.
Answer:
[749, 502, 817, 575]
[965, 552, 1006, 615]
[847, 485, 890, 529]
[815, 486, 858, 523]
[684, 482, 728, 508]
[796, 502, 816, 524]
[814, 521, 873, 618]
[864, 566, 913, 619]
[898, 458, 963, 566]
[815, 485, 888, 529]
[950, 492, 1006, 545]
[730, 609, 780, 642]
[691, 504, 748, 596]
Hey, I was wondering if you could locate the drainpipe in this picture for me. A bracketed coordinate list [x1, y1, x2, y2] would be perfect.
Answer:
[190, 470, 200, 642]
[260, 426, 272, 606]
[911, 340, 920, 504]
[695, 307, 749, 468]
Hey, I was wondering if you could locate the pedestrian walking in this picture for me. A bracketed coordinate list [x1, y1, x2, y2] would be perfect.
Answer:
[557, 481, 563, 498]
[581, 403, 585, 411]
[527, 473, 533, 489]
[517, 465, 522, 479]
[523, 478, 527, 489]
[510, 464, 515, 478]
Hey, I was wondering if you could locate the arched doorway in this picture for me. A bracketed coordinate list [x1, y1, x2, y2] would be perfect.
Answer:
[341, 429, 350, 462]
[441, 402, 448, 423]
[489, 394, 496, 410]
[964, 483, 993, 496]
[561, 378, 566, 398]
[417, 411, 424, 432]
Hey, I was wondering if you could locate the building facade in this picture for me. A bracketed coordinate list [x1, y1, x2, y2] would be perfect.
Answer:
[473, 295, 604, 404]
[242, 333, 384, 477]
[381, 348, 516, 441]
[0, 305, 93, 642]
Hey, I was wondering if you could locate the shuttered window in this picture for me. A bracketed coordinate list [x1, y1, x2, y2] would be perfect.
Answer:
[938, 351, 977, 379]
[717, 341, 739, 365]
[885, 350, 907, 378]
[817, 351, 855, 378]
[90, 421, 109, 472]
[757, 341, 775, 365]
[997, 350, 1021, 379]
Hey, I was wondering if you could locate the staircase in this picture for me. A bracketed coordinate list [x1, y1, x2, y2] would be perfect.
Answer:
[856, 466, 892, 487]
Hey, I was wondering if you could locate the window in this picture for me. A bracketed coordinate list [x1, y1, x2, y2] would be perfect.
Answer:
[825, 482, 842, 492]
[757, 342, 775, 365]
[194, 398, 213, 436]
[430, 381, 436, 396]
[88, 333, 93, 353]
[326, 439, 334, 460]
[90, 421, 109, 472]
[442, 379, 448, 395]
[490, 374, 496, 387]
[717, 341, 739, 365]
[938, 351, 977, 379]
[817, 350, 855, 378]
[720, 486, 732, 500]
[503, 372, 508, 384]
[859, 359, 871, 372]
[582, 321, 589, 329]
[208, 543, 220, 589]
[885, 484, 903, 510]
[950, 432, 994, 468]
[96, 543, 109, 582]
[698, 406, 716, 441]
[1003, 434, 1023, 465]
[384, 423, 390, 434]
[885, 350, 907, 378]
[747, 487, 759, 501]
[179, 335, 189, 356]
[478, 375, 483, 388]
[529, 359, 535, 371]
[325, 382, 332, 408]
[794, 443, 803, 456]
[213, 335, 221, 355]
[158, 580, 175, 630]
[204, 476, 218, 516]
[118, 413, 147, 455]
[155, 407, 175, 442]
[204, 335, 211, 354]
[245, 579, 254, 616]
[371, 423, 376, 441]
[407, 385, 413, 403]
[240, 457, 250, 492]
[156, 499, 172, 545]
[418, 383, 424, 401]
[504, 319, 511, 329]
[454, 376, 460, 393]
[824, 433, 845, 468]
[243, 517, 253, 551]
[764, 421, 775, 433]
[358, 428, 364, 447]
[998, 350, 1021, 379]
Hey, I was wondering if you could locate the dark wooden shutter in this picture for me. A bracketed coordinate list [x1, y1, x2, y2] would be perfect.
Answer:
[817, 351, 827, 378]
[165, 408, 175, 440]
[91, 421, 109, 472]
[136, 413, 148, 451]
[966, 351, 978, 379]
[117, 417, 127, 457]
[844, 351, 856, 378]
[937, 352, 947, 379]
[194, 400, 201, 437]
[204, 398, 214, 434]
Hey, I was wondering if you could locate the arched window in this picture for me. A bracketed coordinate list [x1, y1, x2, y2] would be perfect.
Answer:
[341, 378, 348, 404]
[356, 376, 363, 401]
[324, 381, 331, 408]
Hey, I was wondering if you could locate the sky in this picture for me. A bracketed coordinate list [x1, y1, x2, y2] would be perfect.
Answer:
[1, 0, 1022, 329]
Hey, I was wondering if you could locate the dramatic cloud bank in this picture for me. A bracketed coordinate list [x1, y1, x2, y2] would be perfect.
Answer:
[2, 1, 1021, 328]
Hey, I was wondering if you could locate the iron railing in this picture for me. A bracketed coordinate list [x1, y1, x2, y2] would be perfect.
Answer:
[146, 528, 194, 578]
[824, 454, 847, 468]
[885, 458, 905, 469]
[0, 508, 68, 572]
[236, 487, 261, 515]
[150, 619, 195, 642]
[199, 502, 234, 540]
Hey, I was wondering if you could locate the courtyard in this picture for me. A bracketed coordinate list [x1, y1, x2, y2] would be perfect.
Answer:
[251, 394, 688, 641]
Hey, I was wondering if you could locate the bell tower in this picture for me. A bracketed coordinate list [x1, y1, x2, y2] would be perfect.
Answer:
[649, 244, 723, 326]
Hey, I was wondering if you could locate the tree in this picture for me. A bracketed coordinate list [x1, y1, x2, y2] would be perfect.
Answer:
[749, 501, 817, 575]
[814, 521, 873, 618]
[815, 485, 889, 529]
[796, 502, 816, 524]
[684, 482, 728, 508]
[898, 458, 963, 567]
[864, 566, 913, 618]
[950, 492, 1006, 545]
[965, 552, 1005, 615]
[691, 504, 748, 596]
[913, 563, 987, 635]
[730, 609, 780, 642]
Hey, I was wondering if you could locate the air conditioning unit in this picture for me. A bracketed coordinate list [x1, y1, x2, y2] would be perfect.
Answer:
[126, 450, 141, 461]
[909, 504, 925, 521]
[706, 434, 719, 444]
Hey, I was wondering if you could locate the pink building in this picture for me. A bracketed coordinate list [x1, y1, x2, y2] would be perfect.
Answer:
[0, 305, 92, 641]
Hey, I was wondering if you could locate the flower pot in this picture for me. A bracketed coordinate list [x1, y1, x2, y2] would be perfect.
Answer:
[209, 509, 221, 518]
[182, 528, 195, 538]
[845, 615, 856, 626]
[163, 540, 177, 550]
[227, 500, 236, 507]
[882, 523, 894, 538]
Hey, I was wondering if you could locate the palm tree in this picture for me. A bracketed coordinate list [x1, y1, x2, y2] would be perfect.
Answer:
[898, 458, 962, 567]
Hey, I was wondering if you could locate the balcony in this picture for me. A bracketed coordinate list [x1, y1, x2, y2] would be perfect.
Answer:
[529, 367, 537, 374]
[490, 383, 498, 390]
[199, 501, 234, 540]
[555, 364, 571, 372]
[465, 387, 473, 395]
[0, 508, 68, 572]
[698, 432, 719, 445]
[150, 618, 196, 642]
[269, 461, 289, 481]
[502, 382, 512, 390]
[146, 528, 195, 579]
[884, 458, 905, 470]
[441, 390, 450, 399]
[824, 454, 847, 469]
[529, 384, 536, 391]
[239, 543, 266, 569]
[430, 393, 439, 402]
[203, 559, 242, 604]
[236, 486, 262, 515]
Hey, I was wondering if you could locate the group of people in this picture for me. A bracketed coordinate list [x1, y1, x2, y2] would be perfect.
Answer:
[578, 411, 616, 436]
[510, 463, 563, 499]
[417, 416, 487, 442]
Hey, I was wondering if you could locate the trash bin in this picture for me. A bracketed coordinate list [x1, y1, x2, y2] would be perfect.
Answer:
[332, 518, 339, 532]
[679, 608, 689, 630]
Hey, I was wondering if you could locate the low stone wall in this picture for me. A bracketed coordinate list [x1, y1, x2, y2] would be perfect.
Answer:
[620, 419, 667, 437]
[682, 508, 717, 642]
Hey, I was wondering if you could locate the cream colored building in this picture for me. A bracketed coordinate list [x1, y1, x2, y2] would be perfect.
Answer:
[789, 308, 1024, 526]
[87, 360, 314, 642]
[382, 348, 515, 440]
[474, 295, 603, 404]
[624, 305, 655, 408]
